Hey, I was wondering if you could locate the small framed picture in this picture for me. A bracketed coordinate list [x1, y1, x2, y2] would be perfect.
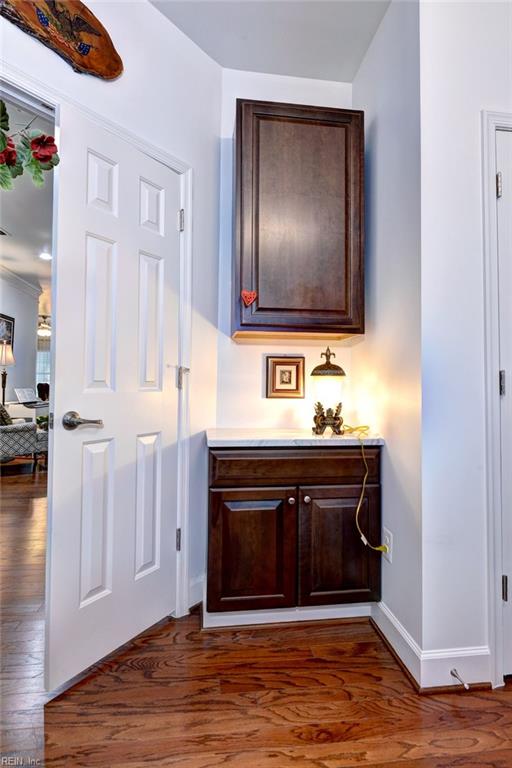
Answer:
[0, 314, 14, 348]
[266, 356, 305, 399]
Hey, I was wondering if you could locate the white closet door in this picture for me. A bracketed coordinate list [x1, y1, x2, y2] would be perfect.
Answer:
[497, 127, 512, 675]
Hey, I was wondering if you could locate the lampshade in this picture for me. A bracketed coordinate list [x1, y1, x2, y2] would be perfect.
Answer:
[310, 347, 346, 378]
[0, 341, 15, 367]
[310, 347, 346, 411]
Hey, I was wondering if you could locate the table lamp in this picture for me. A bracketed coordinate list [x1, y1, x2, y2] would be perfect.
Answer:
[310, 347, 346, 435]
[0, 341, 15, 406]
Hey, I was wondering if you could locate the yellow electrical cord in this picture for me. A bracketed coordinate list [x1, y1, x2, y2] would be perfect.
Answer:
[343, 424, 389, 554]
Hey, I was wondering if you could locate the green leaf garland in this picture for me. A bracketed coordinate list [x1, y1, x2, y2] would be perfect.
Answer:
[0, 100, 59, 190]
[0, 164, 13, 190]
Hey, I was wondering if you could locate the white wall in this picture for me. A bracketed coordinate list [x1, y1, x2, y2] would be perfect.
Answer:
[217, 69, 355, 429]
[352, 0, 422, 645]
[420, 1, 512, 653]
[0, 0, 222, 593]
[0, 271, 40, 401]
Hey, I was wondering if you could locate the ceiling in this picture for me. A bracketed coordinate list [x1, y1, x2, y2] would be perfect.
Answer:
[151, 0, 390, 82]
[0, 98, 54, 314]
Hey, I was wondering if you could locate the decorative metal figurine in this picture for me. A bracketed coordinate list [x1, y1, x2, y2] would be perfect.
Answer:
[313, 402, 344, 436]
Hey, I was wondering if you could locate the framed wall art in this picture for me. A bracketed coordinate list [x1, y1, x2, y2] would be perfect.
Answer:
[0, 314, 15, 348]
[266, 356, 305, 399]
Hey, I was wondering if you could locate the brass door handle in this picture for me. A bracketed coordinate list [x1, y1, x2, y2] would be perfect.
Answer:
[304, 495, 312, 504]
[62, 411, 104, 431]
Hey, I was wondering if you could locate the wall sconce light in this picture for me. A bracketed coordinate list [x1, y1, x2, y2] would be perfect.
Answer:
[0, 340, 15, 406]
[310, 347, 346, 435]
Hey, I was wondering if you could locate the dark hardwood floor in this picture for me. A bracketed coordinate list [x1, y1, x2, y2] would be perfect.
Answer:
[1, 460, 47, 763]
[2, 469, 512, 766]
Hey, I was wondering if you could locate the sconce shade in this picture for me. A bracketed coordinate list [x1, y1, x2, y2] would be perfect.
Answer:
[310, 347, 346, 377]
[0, 341, 15, 367]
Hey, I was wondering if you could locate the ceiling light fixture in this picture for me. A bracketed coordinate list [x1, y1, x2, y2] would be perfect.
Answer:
[39, 251, 52, 261]
[37, 316, 52, 338]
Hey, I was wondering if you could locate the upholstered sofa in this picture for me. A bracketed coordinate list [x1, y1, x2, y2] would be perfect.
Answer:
[0, 420, 48, 469]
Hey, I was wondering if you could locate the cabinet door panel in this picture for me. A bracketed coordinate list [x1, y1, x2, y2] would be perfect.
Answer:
[233, 99, 364, 335]
[207, 487, 297, 612]
[298, 485, 381, 605]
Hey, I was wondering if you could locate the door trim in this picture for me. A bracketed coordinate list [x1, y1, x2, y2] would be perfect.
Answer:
[1, 64, 193, 620]
[482, 110, 512, 688]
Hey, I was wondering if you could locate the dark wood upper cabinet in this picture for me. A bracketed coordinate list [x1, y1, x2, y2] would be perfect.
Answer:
[233, 99, 365, 338]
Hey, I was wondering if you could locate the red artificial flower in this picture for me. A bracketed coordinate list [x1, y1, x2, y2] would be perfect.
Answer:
[0, 137, 17, 166]
[30, 134, 58, 162]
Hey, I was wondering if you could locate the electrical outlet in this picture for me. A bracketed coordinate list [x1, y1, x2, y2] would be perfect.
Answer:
[382, 527, 393, 563]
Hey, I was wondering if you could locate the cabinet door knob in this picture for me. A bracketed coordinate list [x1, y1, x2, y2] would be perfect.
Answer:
[304, 495, 312, 504]
[288, 497, 296, 505]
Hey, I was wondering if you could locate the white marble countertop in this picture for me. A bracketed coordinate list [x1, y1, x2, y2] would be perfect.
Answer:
[206, 428, 384, 448]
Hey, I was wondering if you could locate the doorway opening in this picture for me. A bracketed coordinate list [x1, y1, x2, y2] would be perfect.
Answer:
[0, 87, 56, 762]
[496, 126, 512, 680]
[483, 111, 512, 689]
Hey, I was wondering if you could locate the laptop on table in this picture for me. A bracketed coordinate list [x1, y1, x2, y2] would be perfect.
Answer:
[14, 388, 46, 408]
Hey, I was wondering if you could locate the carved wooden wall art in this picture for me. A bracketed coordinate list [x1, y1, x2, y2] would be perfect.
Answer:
[0, 1, 123, 80]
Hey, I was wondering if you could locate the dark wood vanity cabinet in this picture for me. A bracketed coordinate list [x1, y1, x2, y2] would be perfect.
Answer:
[232, 99, 365, 338]
[207, 448, 381, 612]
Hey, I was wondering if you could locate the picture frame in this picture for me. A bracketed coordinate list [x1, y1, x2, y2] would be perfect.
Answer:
[0, 314, 15, 348]
[266, 356, 305, 399]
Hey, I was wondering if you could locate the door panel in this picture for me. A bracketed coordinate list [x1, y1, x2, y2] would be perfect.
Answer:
[298, 485, 381, 605]
[207, 487, 297, 611]
[46, 103, 181, 690]
[497, 128, 512, 675]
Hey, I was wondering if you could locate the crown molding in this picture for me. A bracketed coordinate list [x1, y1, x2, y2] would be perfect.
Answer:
[0, 265, 42, 300]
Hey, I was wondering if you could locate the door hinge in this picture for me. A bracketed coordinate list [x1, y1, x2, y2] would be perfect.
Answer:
[48, 412, 54, 430]
[503, 574, 508, 602]
[176, 528, 182, 552]
[497, 171, 503, 199]
[177, 208, 185, 232]
[500, 370, 506, 396]
[176, 365, 190, 390]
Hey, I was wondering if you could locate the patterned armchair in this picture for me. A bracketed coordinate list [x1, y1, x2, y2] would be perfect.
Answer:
[0, 421, 48, 468]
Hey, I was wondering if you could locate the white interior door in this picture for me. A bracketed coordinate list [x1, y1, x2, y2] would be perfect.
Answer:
[46, 102, 181, 690]
[497, 127, 512, 676]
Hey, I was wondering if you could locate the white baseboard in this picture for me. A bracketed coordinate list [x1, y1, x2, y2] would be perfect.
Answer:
[371, 601, 422, 684]
[202, 603, 372, 629]
[420, 645, 491, 689]
[373, 602, 491, 689]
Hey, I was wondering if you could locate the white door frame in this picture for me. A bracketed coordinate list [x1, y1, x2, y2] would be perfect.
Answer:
[1, 64, 193, 620]
[482, 110, 512, 688]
